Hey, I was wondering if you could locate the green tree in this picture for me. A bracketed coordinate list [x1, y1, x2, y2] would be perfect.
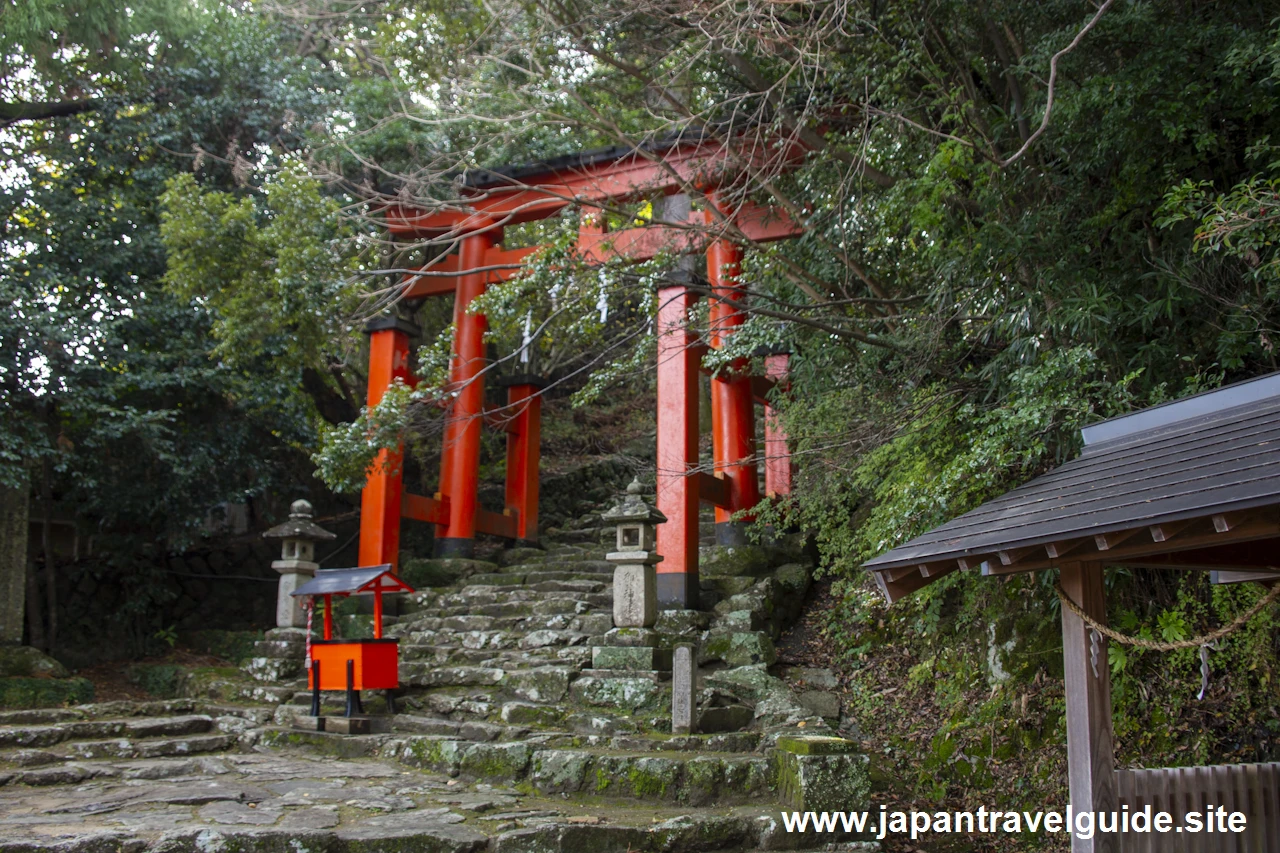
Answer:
[0, 4, 340, 652]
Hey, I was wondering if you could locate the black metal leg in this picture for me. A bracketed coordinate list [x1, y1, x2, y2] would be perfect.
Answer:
[386, 689, 397, 716]
[344, 659, 356, 718]
[310, 660, 321, 717]
[354, 688, 364, 715]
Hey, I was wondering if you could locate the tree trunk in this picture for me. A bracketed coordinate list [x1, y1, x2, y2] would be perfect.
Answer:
[25, 559, 44, 651]
[0, 480, 29, 644]
[40, 459, 57, 654]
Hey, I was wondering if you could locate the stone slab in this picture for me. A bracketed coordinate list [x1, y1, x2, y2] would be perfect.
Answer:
[590, 646, 671, 671]
[324, 716, 374, 735]
[671, 645, 696, 736]
[774, 735, 859, 755]
[611, 564, 657, 628]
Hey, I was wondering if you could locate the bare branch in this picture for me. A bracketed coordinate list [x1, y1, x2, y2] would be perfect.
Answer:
[997, 0, 1117, 168]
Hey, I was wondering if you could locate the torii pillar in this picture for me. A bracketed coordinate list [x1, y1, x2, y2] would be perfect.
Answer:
[358, 315, 419, 572]
[706, 194, 761, 545]
[436, 228, 497, 558]
[655, 198, 773, 608]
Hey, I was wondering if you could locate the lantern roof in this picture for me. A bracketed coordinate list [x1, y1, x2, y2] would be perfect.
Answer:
[263, 499, 337, 542]
[602, 478, 667, 525]
[290, 565, 414, 598]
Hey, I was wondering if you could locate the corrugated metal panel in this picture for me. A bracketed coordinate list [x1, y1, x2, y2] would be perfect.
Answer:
[291, 565, 394, 597]
[864, 377, 1280, 571]
[1114, 762, 1280, 852]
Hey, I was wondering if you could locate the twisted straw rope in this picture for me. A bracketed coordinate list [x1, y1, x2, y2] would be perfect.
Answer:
[1054, 579, 1280, 651]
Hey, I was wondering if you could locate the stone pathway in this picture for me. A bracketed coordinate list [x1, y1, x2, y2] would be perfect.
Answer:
[0, 714, 871, 853]
[1, 517, 873, 852]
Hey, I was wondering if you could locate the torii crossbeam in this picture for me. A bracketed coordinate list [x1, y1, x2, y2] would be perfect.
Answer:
[360, 136, 803, 607]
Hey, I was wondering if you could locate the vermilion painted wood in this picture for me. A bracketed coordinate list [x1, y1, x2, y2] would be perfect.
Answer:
[402, 246, 538, 299]
[400, 492, 450, 525]
[695, 472, 731, 509]
[655, 284, 701, 607]
[474, 507, 518, 540]
[383, 140, 809, 235]
[398, 203, 802, 301]
[308, 641, 399, 690]
[505, 384, 542, 542]
[764, 352, 792, 498]
[358, 326, 414, 571]
[370, 143, 806, 572]
[437, 230, 496, 546]
[706, 204, 759, 527]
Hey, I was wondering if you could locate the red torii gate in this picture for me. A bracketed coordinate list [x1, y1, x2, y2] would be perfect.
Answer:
[359, 137, 803, 607]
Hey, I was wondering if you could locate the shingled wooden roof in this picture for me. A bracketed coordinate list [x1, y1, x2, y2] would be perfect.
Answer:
[864, 372, 1280, 602]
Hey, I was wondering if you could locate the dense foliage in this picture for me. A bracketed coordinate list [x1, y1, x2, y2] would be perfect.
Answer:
[8, 0, 1280, 839]
[0, 4, 342, 650]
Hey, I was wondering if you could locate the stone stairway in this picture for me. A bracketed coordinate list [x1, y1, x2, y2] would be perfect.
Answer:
[0, 699, 267, 787]
[249, 537, 860, 813]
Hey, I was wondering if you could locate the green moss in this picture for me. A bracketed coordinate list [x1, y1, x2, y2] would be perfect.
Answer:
[627, 766, 667, 796]
[126, 663, 187, 698]
[179, 629, 262, 664]
[774, 749, 869, 811]
[400, 557, 498, 588]
[0, 646, 69, 678]
[459, 742, 532, 779]
[0, 676, 93, 708]
[683, 757, 724, 805]
[402, 737, 463, 772]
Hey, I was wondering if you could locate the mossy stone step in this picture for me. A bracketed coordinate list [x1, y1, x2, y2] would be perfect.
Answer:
[388, 739, 777, 805]
[431, 599, 590, 618]
[264, 728, 781, 806]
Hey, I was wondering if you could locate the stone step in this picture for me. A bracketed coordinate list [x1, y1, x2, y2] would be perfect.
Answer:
[400, 646, 592, 671]
[439, 587, 608, 607]
[398, 611, 612, 639]
[0, 799, 871, 853]
[398, 665, 578, 706]
[261, 730, 783, 805]
[466, 568, 613, 587]
[62, 732, 238, 761]
[429, 598, 599, 618]
[0, 714, 216, 750]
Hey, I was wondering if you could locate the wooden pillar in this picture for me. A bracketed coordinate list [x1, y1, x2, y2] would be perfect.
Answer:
[358, 317, 417, 571]
[1060, 561, 1118, 853]
[705, 198, 760, 545]
[655, 276, 700, 608]
[763, 351, 792, 498]
[436, 228, 496, 558]
[502, 378, 544, 545]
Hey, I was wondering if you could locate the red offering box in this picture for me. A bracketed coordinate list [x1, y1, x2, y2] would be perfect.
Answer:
[309, 640, 400, 690]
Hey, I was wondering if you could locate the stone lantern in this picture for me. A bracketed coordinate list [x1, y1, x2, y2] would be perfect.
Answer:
[263, 500, 336, 628]
[602, 478, 666, 629]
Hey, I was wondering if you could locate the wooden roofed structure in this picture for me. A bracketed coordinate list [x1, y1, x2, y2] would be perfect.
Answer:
[862, 373, 1280, 852]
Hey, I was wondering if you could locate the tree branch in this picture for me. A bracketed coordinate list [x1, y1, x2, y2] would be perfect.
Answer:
[0, 99, 101, 128]
[997, 0, 1116, 168]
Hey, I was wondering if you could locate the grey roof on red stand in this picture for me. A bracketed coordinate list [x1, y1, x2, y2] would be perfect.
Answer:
[862, 372, 1280, 574]
[291, 565, 414, 597]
